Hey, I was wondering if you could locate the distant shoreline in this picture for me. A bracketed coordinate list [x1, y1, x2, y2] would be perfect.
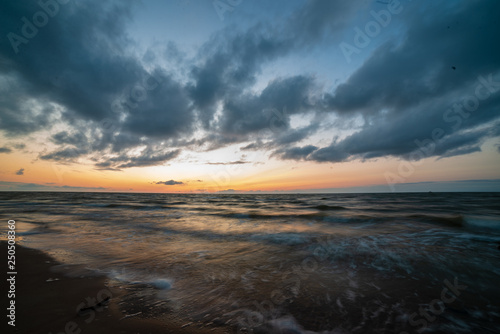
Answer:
[0, 190, 499, 194]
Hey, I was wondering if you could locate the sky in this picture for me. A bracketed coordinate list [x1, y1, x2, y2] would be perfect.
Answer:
[0, 0, 499, 193]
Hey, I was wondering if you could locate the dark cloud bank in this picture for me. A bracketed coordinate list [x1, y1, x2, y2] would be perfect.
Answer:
[155, 180, 184, 186]
[1, 0, 499, 170]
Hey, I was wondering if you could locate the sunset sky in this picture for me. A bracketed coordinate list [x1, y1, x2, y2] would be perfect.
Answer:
[1, 0, 499, 193]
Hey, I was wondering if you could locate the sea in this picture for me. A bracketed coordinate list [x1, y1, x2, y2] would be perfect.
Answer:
[1, 192, 500, 333]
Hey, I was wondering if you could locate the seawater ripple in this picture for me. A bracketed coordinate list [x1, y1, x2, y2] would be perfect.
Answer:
[1, 192, 499, 333]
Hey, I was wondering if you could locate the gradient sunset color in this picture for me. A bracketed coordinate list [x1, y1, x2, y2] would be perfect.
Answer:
[1, 0, 499, 193]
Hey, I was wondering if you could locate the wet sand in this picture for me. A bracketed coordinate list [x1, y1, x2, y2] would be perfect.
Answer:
[0, 241, 231, 334]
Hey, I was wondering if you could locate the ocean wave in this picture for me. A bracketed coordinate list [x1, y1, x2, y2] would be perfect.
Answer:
[208, 211, 328, 220]
[102, 203, 165, 211]
[463, 217, 500, 231]
[311, 204, 347, 211]
[250, 233, 311, 246]
[16, 230, 47, 236]
[406, 213, 465, 227]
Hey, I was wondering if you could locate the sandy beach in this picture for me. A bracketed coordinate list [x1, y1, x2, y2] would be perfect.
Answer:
[1, 241, 231, 334]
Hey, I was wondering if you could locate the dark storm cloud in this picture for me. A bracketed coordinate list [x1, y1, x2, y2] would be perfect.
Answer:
[51, 131, 89, 146]
[122, 73, 194, 138]
[327, 1, 500, 114]
[272, 145, 318, 161]
[105, 133, 138, 153]
[0, 0, 192, 168]
[1, 0, 499, 169]
[433, 125, 500, 159]
[3, 0, 349, 168]
[0, 147, 12, 153]
[188, 0, 366, 128]
[187, 27, 294, 128]
[287, 0, 367, 47]
[0, 0, 143, 122]
[96, 149, 181, 170]
[296, 0, 500, 163]
[274, 123, 320, 145]
[217, 75, 317, 137]
[40, 146, 89, 161]
[206, 160, 248, 165]
[0, 0, 373, 168]
[191, 74, 321, 149]
[155, 180, 183, 186]
[266, 0, 500, 163]
[307, 96, 500, 163]
[0, 82, 58, 136]
[308, 144, 347, 163]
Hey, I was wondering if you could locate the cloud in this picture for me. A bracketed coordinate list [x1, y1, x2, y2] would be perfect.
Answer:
[187, 0, 366, 131]
[272, 145, 318, 160]
[206, 0, 499, 163]
[0, 0, 190, 169]
[40, 147, 90, 162]
[274, 123, 320, 146]
[302, 0, 500, 162]
[303, 94, 500, 163]
[328, 1, 500, 114]
[155, 180, 184, 186]
[206, 160, 249, 165]
[95, 149, 181, 169]
[309, 144, 348, 163]
[1, 0, 141, 124]
[3, 0, 340, 168]
[122, 72, 194, 138]
[218, 75, 318, 136]
[15, 168, 24, 175]
[0, 0, 388, 166]
[1, 0, 499, 171]
[51, 131, 89, 146]
[270, 1, 500, 163]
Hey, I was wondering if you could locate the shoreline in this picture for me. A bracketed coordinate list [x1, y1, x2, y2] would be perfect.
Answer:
[1, 241, 231, 334]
